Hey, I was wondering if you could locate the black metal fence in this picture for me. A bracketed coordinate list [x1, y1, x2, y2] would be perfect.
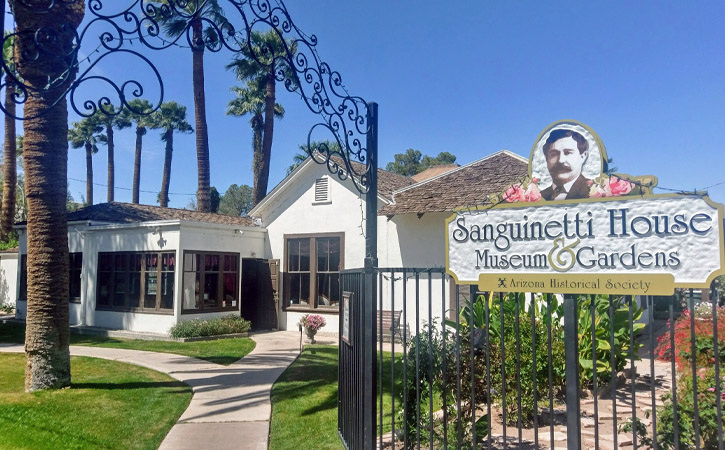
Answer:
[340, 267, 724, 449]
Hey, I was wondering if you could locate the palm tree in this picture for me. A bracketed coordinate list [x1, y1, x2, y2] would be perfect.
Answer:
[226, 80, 283, 200]
[11, 0, 86, 391]
[152, 0, 226, 212]
[68, 117, 103, 206]
[286, 140, 341, 176]
[1, 32, 18, 242]
[286, 151, 308, 176]
[118, 99, 153, 204]
[227, 30, 296, 205]
[149, 101, 193, 207]
[94, 106, 120, 202]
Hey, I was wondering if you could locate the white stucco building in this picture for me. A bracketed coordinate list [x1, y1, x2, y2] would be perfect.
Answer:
[10, 150, 530, 336]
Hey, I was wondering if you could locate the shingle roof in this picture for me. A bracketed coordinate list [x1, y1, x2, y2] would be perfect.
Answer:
[378, 151, 528, 216]
[411, 164, 460, 183]
[58, 202, 256, 227]
[329, 155, 415, 201]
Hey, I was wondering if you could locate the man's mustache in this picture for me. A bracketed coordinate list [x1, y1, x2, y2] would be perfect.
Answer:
[550, 163, 572, 173]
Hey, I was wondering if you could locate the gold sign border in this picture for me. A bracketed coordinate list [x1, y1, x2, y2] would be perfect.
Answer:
[445, 188, 725, 293]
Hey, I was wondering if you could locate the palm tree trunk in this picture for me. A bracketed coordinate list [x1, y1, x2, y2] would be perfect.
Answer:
[106, 124, 114, 202]
[251, 114, 264, 205]
[191, 23, 211, 212]
[85, 141, 93, 206]
[256, 71, 276, 205]
[11, 0, 85, 391]
[1, 78, 17, 241]
[160, 130, 173, 208]
[132, 126, 143, 204]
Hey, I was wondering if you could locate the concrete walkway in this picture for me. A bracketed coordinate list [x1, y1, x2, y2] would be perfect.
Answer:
[0, 331, 301, 450]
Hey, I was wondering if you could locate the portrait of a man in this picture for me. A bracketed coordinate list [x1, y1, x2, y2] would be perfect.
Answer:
[540, 129, 592, 201]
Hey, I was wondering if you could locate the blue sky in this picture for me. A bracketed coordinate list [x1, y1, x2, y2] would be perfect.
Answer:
[7, 1, 725, 207]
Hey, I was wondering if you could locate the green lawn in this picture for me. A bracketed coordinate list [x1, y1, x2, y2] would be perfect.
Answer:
[269, 345, 408, 450]
[0, 322, 255, 365]
[0, 353, 192, 449]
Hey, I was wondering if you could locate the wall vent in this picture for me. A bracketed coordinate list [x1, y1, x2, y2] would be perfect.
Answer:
[314, 177, 329, 203]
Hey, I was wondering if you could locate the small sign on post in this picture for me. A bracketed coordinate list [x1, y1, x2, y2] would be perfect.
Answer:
[342, 291, 352, 345]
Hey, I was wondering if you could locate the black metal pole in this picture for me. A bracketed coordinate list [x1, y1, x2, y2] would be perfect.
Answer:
[362, 101, 378, 449]
[564, 293, 581, 449]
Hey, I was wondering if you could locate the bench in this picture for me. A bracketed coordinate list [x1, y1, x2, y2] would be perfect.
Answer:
[376, 310, 407, 343]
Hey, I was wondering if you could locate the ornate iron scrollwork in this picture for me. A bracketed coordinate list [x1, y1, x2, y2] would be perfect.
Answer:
[1, 0, 373, 192]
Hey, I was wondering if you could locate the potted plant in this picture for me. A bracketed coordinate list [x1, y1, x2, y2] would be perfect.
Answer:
[300, 314, 326, 344]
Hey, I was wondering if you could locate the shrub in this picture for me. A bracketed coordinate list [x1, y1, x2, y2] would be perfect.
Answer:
[654, 367, 724, 449]
[0, 303, 14, 314]
[578, 294, 644, 385]
[397, 293, 567, 449]
[169, 315, 251, 339]
[655, 305, 725, 372]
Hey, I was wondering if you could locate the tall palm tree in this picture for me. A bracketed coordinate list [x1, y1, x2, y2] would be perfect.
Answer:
[1, 32, 18, 242]
[149, 101, 193, 207]
[118, 99, 153, 204]
[227, 30, 296, 205]
[152, 0, 226, 212]
[93, 106, 120, 202]
[11, 0, 86, 391]
[68, 117, 102, 206]
[226, 80, 283, 200]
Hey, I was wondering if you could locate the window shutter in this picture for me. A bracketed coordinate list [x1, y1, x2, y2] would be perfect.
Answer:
[314, 177, 329, 202]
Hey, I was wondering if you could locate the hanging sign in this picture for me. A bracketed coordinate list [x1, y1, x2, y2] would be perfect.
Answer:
[445, 120, 725, 295]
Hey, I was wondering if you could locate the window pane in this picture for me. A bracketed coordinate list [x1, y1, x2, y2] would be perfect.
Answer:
[205, 254, 219, 272]
[317, 239, 329, 272]
[223, 273, 237, 308]
[299, 239, 310, 271]
[97, 271, 110, 306]
[131, 254, 143, 271]
[183, 273, 199, 310]
[99, 253, 112, 271]
[69, 270, 81, 300]
[146, 253, 158, 271]
[288, 240, 299, 271]
[127, 272, 141, 308]
[204, 272, 219, 308]
[113, 272, 127, 307]
[19, 255, 27, 299]
[144, 270, 158, 309]
[317, 273, 339, 308]
[160, 272, 174, 310]
[114, 254, 127, 270]
[329, 238, 341, 271]
[162, 253, 175, 271]
[183, 252, 194, 272]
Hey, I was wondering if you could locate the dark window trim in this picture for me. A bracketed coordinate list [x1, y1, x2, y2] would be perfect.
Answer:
[282, 232, 344, 312]
[96, 251, 175, 314]
[181, 250, 240, 314]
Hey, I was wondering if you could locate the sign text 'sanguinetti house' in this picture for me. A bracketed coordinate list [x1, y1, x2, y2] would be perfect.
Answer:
[446, 120, 725, 295]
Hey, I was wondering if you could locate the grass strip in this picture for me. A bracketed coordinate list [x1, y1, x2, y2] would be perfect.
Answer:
[0, 353, 192, 450]
[0, 322, 255, 365]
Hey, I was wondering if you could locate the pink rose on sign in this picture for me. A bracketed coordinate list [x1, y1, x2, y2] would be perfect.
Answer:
[503, 184, 525, 203]
[607, 176, 634, 196]
[589, 183, 608, 198]
[523, 182, 542, 202]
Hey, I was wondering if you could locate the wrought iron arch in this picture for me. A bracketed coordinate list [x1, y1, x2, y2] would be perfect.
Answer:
[1, 0, 374, 193]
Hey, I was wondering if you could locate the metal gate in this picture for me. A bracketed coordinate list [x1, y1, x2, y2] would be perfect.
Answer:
[339, 268, 724, 449]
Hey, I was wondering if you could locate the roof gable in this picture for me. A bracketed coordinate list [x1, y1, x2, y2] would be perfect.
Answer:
[249, 154, 414, 217]
[379, 150, 528, 216]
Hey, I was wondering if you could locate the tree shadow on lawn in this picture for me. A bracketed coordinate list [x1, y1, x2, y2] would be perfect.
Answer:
[72, 380, 189, 393]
